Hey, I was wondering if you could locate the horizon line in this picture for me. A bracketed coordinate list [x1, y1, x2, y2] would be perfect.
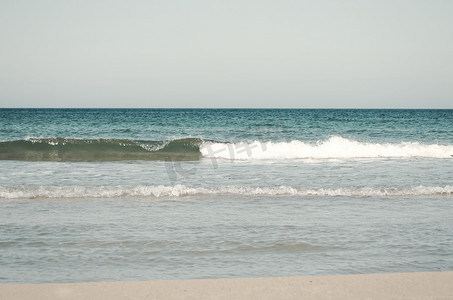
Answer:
[1, 107, 453, 110]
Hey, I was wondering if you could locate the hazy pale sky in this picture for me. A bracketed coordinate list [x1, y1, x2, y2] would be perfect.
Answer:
[1, 0, 452, 108]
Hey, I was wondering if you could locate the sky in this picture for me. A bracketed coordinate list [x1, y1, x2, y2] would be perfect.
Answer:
[1, 0, 452, 108]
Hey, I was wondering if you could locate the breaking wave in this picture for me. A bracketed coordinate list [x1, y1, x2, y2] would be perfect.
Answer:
[1, 185, 452, 199]
[0, 136, 452, 161]
[200, 136, 453, 160]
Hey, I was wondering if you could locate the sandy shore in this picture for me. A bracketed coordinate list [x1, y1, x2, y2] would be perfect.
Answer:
[1, 271, 452, 300]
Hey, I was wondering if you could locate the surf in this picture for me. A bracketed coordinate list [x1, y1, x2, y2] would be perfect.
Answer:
[200, 136, 453, 160]
[1, 184, 452, 199]
[1, 136, 452, 162]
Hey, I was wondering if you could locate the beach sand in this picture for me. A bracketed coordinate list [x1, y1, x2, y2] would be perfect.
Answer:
[1, 271, 452, 300]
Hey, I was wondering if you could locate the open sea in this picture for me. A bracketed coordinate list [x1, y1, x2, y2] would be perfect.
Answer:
[0, 108, 452, 283]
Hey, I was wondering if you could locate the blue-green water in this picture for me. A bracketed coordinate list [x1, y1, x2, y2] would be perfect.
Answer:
[0, 109, 452, 283]
[2, 109, 453, 143]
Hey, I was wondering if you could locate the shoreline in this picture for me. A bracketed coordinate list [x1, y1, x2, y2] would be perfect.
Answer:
[1, 271, 452, 300]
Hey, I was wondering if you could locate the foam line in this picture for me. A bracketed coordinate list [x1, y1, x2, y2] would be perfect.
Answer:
[1, 185, 452, 199]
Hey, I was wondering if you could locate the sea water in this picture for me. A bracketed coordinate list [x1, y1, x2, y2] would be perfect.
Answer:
[0, 109, 452, 283]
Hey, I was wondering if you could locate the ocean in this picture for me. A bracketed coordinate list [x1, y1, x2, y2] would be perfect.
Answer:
[0, 108, 452, 283]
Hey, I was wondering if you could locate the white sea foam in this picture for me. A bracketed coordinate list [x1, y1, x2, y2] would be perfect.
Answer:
[200, 136, 453, 160]
[1, 185, 452, 199]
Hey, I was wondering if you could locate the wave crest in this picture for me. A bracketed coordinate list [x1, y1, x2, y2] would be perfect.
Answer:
[0, 138, 202, 161]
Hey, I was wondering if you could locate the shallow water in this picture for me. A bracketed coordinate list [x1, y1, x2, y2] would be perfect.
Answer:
[1, 194, 452, 283]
